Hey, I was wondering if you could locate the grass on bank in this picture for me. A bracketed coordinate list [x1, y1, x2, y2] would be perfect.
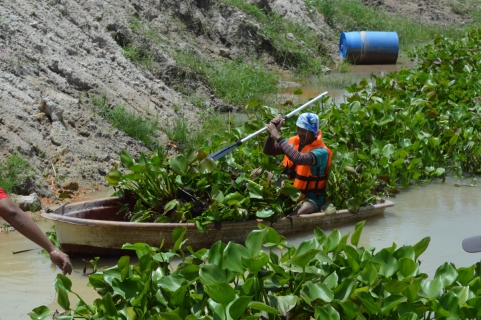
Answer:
[174, 51, 278, 105]
[306, 0, 481, 50]
[162, 107, 240, 153]
[0, 154, 35, 194]
[220, 0, 328, 76]
[91, 95, 159, 149]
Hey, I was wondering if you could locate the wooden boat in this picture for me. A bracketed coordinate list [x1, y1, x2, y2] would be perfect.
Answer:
[41, 197, 394, 257]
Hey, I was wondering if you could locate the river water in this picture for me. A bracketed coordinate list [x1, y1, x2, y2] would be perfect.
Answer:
[2, 58, 480, 318]
[1, 178, 480, 319]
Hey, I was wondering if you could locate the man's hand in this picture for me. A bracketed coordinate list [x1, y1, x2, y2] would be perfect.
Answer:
[49, 249, 72, 275]
[266, 118, 285, 140]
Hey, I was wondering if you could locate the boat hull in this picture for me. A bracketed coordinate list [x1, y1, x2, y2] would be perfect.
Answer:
[42, 197, 394, 256]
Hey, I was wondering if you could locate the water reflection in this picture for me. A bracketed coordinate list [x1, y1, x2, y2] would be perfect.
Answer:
[1, 178, 480, 318]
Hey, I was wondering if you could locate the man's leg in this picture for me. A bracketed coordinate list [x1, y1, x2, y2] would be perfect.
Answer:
[289, 200, 317, 216]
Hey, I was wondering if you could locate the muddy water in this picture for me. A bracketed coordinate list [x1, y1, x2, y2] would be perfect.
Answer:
[281, 53, 417, 103]
[1, 178, 480, 318]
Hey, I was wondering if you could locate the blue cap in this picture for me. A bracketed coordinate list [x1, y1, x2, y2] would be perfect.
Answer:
[296, 113, 319, 138]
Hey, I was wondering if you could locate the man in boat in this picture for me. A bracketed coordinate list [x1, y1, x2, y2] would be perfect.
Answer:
[0, 187, 72, 275]
[264, 112, 332, 216]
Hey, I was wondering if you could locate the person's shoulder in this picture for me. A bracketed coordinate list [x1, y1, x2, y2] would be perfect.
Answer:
[311, 148, 328, 156]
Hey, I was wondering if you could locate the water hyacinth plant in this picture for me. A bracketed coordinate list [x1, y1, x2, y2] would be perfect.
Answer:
[30, 221, 481, 319]
[105, 146, 301, 229]
[106, 28, 481, 223]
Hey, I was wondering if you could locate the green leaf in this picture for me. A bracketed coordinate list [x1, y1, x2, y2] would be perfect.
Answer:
[449, 134, 459, 145]
[301, 281, 334, 304]
[438, 291, 460, 318]
[434, 262, 458, 287]
[419, 278, 443, 299]
[169, 154, 188, 174]
[224, 192, 244, 205]
[122, 243, 152, 260]
[256, 208, 275, 219]
[373, 249, 399, 277]
[164, 199, 179, 212]
[457, 264, 476, 286]
[326, 229, 341, 252]
[200, 264, 226, 285]
[182, 264, 200, 281]
[350, 220, 365, 247]
[28, 306, 51, 320]
[158, 275, 185, 292]
[223, 242, 251, 273]
[435, 167, 445, 176]
[451, 286, 469, 307]
[205, 282, 236, 306]
[120, 150, 135, 168]
[54, 274, 73, 292]
[105, 169, 122, 185]
[413, 237, 430, 259]
[229, 296, 253, 320]
[248, 301, 279, 315]
[359, 261, 378, 286]
[111, 278, 142, 299]
[339, 299, 361, 319]
[208, 241, 226, 267]
[398, 257, 418, 278]
[199, 158, 216, 173]
[277, 295, 298, 316]
[357, 292, 378, 315]
[324, 272, 338, 289]
[403, 280, 422, 302]
[290, 249, 320, 268]
[384, 279, 410, 294]
[242, 253, 269, 273]
[333, 278, 356, 302]
[246, 180, 264, 199]
[56, 287, 70, 311]
[375, 115, 394, 126]
[101, 292, 117, 317]
[212, 185, 224, 203]
[172, 226, 187, 251]
[382, 143, 396, 158]
[315, 305, 340, 320]
[261, 224, 287, 247]
[394, 246, 416, 260]
[381, 295, 407, 315]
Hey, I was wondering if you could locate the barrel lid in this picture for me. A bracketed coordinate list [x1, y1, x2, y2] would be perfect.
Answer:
[462, 235, 481, 253]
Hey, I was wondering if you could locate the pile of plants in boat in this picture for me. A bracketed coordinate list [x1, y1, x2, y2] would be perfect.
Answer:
[30, 221, 481, 319]
[106, 147, 301, 229]
[106, 28, 481, 225]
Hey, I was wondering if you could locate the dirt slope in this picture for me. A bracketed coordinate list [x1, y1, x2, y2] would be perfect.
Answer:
[0, 0, 471, 197]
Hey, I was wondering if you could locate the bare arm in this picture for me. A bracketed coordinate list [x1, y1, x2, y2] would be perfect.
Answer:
[0, 198, 72, 275]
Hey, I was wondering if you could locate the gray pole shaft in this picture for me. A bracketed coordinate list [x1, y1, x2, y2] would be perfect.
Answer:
[239, 91, 328, 144]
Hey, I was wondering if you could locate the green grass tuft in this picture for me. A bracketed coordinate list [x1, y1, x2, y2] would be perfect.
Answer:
[91, 95, 159, 148]
[0, 154, 35, 194]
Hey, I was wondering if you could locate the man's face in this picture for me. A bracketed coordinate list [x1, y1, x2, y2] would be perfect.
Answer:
[296, 126, 314, 143]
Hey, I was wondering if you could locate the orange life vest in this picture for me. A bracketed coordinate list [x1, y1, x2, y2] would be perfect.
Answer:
[282, 130, 332, 198]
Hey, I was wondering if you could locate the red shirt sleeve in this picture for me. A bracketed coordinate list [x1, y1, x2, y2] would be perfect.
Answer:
[0, 187, 8, 200]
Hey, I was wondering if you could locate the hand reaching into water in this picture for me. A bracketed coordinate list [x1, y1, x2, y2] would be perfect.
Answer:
[49, 249, 72, 275]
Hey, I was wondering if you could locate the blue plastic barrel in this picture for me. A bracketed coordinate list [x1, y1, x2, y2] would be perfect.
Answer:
[339, 31, 399, 64]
